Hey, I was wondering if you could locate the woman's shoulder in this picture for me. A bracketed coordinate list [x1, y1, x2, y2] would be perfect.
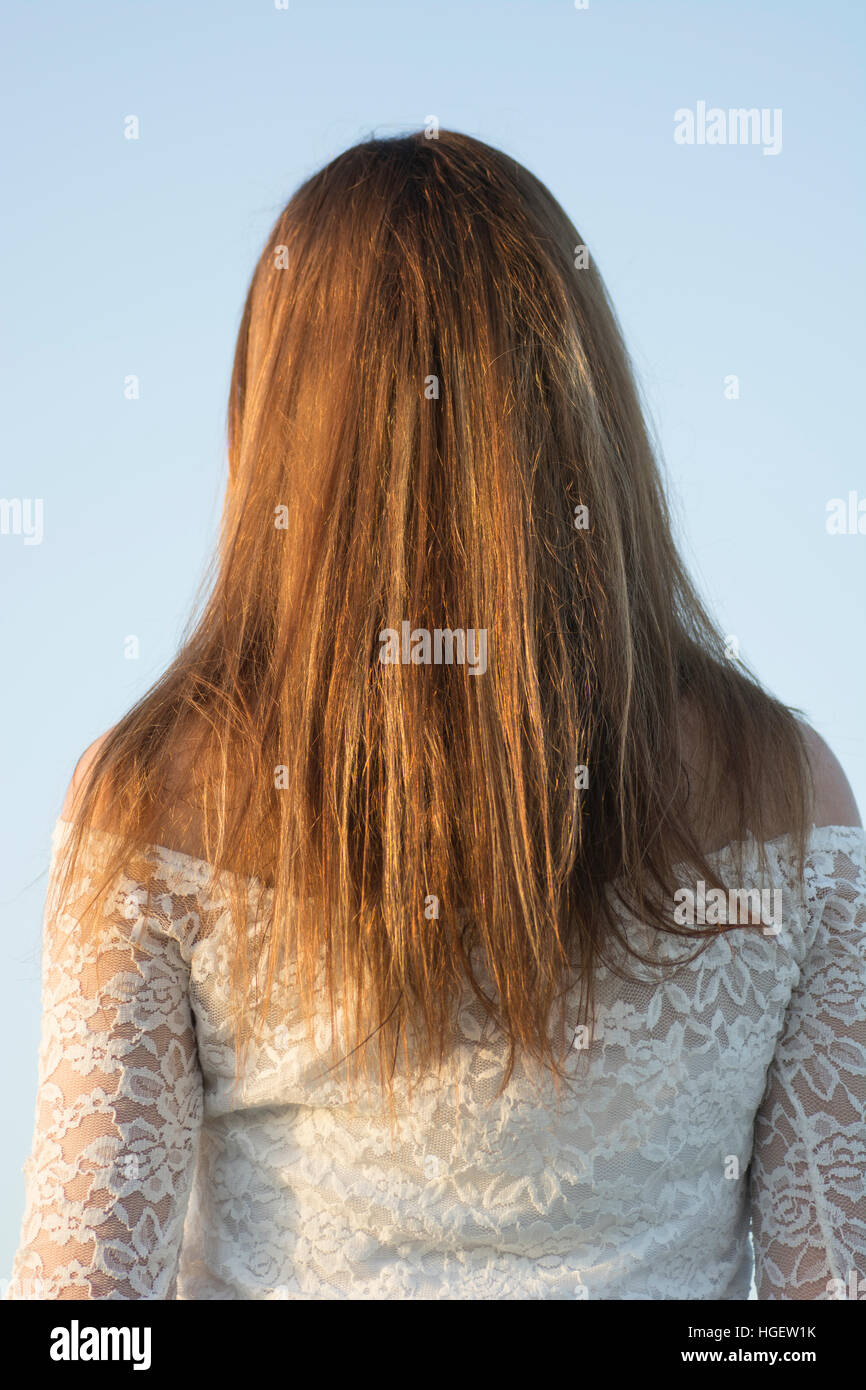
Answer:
[798, 723, 861, 830]
[61, 730, 112, 821]
[61, 722, 216, 860]
[679, 694, 861, 850]
[58, 727, 264, 912]
[61, 711, 863, 872]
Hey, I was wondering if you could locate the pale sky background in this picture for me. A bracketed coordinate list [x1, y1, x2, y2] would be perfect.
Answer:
[1, 0, 863, 1275]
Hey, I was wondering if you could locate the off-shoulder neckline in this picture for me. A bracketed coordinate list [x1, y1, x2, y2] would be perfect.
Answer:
[51, 816, 866, 896]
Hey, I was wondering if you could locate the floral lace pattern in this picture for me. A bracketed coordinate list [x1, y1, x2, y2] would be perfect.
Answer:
[7, 819, 865, 1300]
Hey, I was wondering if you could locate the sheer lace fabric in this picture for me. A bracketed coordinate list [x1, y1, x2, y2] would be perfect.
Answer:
[7, 819, 865, 1300]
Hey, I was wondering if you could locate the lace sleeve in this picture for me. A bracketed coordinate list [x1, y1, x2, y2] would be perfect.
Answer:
[750, 828, 866, 1300]
[7, 823, 202, 1301]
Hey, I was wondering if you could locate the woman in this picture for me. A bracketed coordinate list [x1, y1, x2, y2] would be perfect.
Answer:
[9, 130, 865, 1301]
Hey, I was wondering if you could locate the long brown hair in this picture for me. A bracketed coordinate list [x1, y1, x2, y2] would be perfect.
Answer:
[62, 130, 812, 1093]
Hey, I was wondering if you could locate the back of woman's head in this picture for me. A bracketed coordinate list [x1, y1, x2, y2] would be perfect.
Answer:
[66, 130, 812, 1090]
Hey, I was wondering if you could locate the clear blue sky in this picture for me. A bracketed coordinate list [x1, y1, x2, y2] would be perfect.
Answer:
[1, 0, 864, 1273]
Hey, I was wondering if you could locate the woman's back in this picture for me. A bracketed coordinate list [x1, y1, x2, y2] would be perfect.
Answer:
[10, 793, 864, 1300]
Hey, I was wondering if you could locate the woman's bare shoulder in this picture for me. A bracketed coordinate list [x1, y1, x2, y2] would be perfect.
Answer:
[798, 722, 862, 829]
[61, 730, 115, 823]
[678, 698, 861, 849]
[62, 709, 861, 866]
[61, 723, 214, 859]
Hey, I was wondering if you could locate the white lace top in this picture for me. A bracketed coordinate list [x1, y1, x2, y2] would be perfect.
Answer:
[7, 818, 866, 1301]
